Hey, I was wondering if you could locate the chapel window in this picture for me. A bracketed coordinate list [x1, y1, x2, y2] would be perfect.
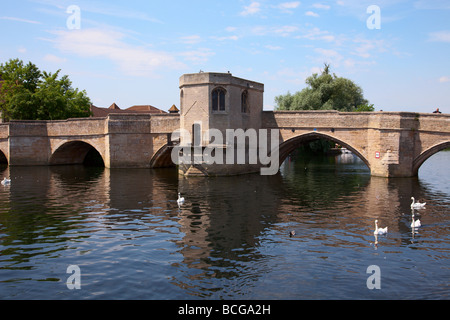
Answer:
[212, 88, 226, 112]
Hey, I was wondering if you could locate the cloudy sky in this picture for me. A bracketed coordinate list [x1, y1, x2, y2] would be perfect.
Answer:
[1, 0, 449, 113]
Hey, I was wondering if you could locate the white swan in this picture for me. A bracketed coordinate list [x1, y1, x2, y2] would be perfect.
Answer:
[411, 197, 426, 209]
[411, 219, 421, 228]
[177, 193, 185, 205]
[1, 177, 11, 186]
[374, 220, 388, 235]
[411, 212, 421, 228]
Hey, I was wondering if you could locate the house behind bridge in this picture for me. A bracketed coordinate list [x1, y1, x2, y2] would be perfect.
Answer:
[90, 103, 173, 117]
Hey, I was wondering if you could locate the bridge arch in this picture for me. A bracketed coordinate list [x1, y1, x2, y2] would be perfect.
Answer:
[150, 144, 176, 168]
[50, 140, 105, 166]
[0, 149, 8, 165]
[412, 141, 450, 176]
[278, 132, 370, 170]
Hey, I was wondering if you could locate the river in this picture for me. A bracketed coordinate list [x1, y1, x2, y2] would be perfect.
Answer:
[0, 151, 448, 300]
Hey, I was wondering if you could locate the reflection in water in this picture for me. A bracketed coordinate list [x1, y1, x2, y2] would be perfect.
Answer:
[0, 151, 449, 299]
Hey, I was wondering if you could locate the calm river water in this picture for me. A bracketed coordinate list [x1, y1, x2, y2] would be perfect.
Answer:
[0, 151, 449, 300]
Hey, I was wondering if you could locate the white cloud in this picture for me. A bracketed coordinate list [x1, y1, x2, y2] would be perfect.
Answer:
[334, 0, 409, 22]
[212, 35, 239, 41]
[179, 48, 215, 63]
[309, 48, 345, 68]
[439, 76, 450, 83]
[414, 0, 450, 10]
[48, 28, 185, 76]
[279, 2, 301, 9]
[43, 54, 67, 64]
[83, 3, 163, 23]
[428, 31, 450, 43]
[240, 2, 261, 16]
[265, 45, 283, 50]
[305, 11, 320, 17]
[180, 35, 202, 45]
[351, 38, 388, 58]
[276, 2, 301, 13]
[312, 3, 331, 10]
[296, 27, 336, 42]
[247, 25, 299, 37]
[0, 16, 41, 24]
[250, 26, 269, 36]
[315, 48, 342, 60]
[274, 25, 300, 37]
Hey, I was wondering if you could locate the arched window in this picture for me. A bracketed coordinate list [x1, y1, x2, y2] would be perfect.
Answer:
[241, 90, 249, 113]
[212, 87, 226, 112]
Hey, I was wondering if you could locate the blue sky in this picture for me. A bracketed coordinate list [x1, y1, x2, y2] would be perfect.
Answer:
[1, 0, 449, 113]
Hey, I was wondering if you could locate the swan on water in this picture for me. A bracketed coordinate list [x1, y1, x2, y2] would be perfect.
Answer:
[177, 193, 185, 205]
[373, 220, 388, 235]
[411, 197, 426, 209]
[411, 212, 421, 228]
[411, 219, 421, 228]
[1, 177, 11, 186]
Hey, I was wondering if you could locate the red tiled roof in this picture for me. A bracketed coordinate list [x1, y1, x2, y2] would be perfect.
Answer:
[127, 105, 166, 113]
[90, 103, 167, 117]
[109, 103, 120, 110]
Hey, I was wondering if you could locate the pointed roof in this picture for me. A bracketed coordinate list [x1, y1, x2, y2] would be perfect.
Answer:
[169, 104, 179, 113]
[109, 103, 121, 110]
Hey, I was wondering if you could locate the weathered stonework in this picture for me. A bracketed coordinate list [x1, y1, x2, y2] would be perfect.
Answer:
[265, 111, 450, 177]
[0, 72, 448, 178]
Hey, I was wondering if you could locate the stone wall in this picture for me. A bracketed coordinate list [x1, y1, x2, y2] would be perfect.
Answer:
[179, 72, 264, 146]
[0, 114, 180, 169]
[0, 98, 447, 177]
[263, 111, 450, 177]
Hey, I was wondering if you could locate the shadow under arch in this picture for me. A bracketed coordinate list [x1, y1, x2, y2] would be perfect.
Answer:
[278, 132, 370, 170]
[150, 144, 176, 168]
[412, 141, 450, 176]
[0, 150, 8, 165]
[50, 141, 105, 166]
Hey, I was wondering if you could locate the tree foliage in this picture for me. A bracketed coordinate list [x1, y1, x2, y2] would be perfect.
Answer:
[275, 64, 370, 112]
[0, 59, 91, 121]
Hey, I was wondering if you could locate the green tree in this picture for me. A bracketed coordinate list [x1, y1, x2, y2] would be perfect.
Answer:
[354, 104, 375, 112]
[275, 64, 369, 112]
[0, 58, 91, 121]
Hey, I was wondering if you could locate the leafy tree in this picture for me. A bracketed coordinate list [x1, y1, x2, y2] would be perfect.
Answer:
[0, 59, 91, 121]
[275, 64, 369, 112]
[354, 104, 375, 112]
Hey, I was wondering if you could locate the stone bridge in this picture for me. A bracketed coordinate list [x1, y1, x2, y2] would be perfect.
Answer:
[263, 110, 450, 177]
[0, 110, 448, 178]
[0, 114, 179, 169]
[1, 72, 449, 178]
